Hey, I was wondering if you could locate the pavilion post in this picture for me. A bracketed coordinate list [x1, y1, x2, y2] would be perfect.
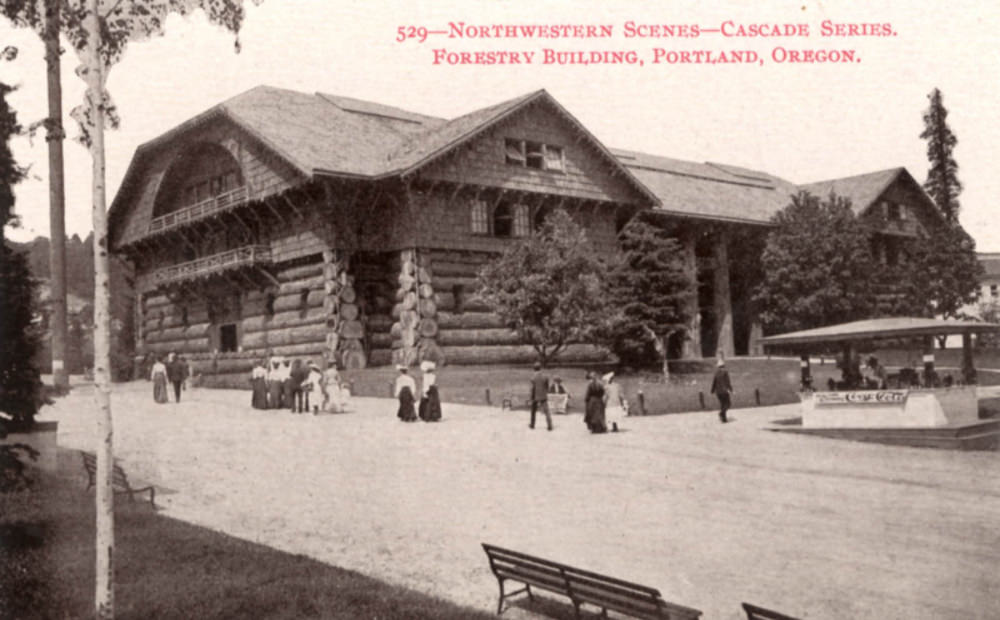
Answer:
[922, 336, 936, 387]
[961, 333, 977, 385]
[712, 228, 734, 359]
[800, 354, 812, 391]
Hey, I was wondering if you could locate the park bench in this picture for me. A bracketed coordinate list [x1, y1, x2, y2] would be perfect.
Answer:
[742, 602, 801, 620]
[482, 543, 702, 619]
[81, 452, 156, 507]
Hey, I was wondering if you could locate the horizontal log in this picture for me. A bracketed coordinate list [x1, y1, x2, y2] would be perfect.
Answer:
[441, 344, 610, 366]
[145, 339, 210, 355]
[368, 349, 392, 366]
[370, 332, 393, 348]
[242, 313, 326, 333]
[433, 275, 480, 291]
[340, 320, 364, 339]
[273, 289, 325, 313]
[277, 261, 324, 282]
[437, 312, 506, 329]
[144, 323, 212, 343]
[242, 324, 329, 349]
[428, 262, 484, 279]
[278, 274, 326, 294]
[369, 315, 394, 331]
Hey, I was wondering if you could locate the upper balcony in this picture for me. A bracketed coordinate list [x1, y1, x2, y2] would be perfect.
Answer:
[147, 186, 249, 236]
[151, 244, 271, 288]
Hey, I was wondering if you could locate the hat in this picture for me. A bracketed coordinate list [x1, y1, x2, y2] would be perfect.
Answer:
[396, 364, 408, 371]
[717, 359, 726, 367]
[420, 360, 436, 372]
[603, 372, 615, 383]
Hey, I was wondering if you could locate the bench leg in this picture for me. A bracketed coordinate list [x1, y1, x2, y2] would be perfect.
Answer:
[496, 578, 505, 615]
[149, 487, 156, 508]
[572, 600, 582, 620]
[525, 584, 533, 601]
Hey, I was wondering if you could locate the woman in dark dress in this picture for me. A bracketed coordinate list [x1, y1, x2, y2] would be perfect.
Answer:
[418, 361, 442, 422]
[584, 371, 607, 433]
[250, 360, 268, 409]
[395, 366, 418, 422]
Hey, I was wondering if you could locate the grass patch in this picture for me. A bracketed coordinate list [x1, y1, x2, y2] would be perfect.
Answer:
[0, 450, 496, 619]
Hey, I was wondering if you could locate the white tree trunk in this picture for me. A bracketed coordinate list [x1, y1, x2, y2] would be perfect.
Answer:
[84, 1, 114, 616]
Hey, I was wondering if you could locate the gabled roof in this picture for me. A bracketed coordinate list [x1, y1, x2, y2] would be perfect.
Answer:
[614, 149, 800, 224]
[797, 167, 941, 219]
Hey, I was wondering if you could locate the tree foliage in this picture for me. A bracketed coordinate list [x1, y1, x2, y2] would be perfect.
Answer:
[920, 88, 962, 223]
[606, 214, 691, 368]
[898, 222, 982, 319]
[753, 191, 876, 334]
[477, 209, 612, 366]
[0, 78, 25, 236]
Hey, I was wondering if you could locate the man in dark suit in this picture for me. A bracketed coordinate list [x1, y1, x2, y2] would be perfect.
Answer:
[166, 351, 188, 403]
[529, 362, 553, 431]
[710, 359, 733, 423]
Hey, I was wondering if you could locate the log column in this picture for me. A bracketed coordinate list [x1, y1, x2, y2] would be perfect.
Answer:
[681, 227, 701, 359]
[712, 228, 735, 359]
[323, 250, 366, 369]
[391, 249, 421, 367]
[415, 251, 444, 365]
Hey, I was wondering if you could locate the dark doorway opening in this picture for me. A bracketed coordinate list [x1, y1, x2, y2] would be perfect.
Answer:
[220, 323, 238, 353]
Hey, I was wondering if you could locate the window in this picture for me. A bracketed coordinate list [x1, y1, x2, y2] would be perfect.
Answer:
[992, 284, 998, 299]
[470, 199, 489, 234]
[219, 324, 238, 353]
[512, 204, 531, 237]
[887, 202, 901, 220]
[181, 306, 189, 327]
[493, 203, 513, 238]
[504, 138, 565, 172]
[299, 288, 310, 317]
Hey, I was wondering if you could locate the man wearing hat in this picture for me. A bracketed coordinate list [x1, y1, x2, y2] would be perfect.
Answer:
[529, 362, 553, 431]
[166, 351, 188, 404]
[710, 358, 734, 423]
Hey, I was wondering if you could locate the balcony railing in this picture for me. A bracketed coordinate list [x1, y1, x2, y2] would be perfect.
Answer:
[147, 186, 249, 235]
[152, 245, 271, 287]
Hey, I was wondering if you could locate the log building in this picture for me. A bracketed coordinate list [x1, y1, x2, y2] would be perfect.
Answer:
[109, 87, 942, 387]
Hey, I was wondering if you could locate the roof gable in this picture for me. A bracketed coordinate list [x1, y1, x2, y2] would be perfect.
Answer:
[798, 167, 942, 222]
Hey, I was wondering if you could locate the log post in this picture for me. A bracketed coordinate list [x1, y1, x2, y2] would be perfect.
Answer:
[712, 227, 734, 359]
[391, 248, 443, 367]
[323, 249, 367, 369]
[681, 227, 701, 359]
[961, 332, 977, 384]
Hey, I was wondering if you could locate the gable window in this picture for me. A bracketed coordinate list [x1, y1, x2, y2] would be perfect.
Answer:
[992, 284, 998, 299]
[504, 138, 565, 173]
[886, 202, 901, 220]
[470, 199, 489, 234]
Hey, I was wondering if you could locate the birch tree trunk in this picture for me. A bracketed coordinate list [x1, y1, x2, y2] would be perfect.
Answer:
[83, 1, 114, 616]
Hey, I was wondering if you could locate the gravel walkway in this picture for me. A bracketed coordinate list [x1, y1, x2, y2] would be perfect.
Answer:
[44, 382, 1000, 619]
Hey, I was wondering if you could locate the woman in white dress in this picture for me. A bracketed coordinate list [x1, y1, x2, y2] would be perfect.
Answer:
[603, 372, 627, 432]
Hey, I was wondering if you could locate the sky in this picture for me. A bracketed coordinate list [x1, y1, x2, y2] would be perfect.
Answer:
[1, 0, 998, 250]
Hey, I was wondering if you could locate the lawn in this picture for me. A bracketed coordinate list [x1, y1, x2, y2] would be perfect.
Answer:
[343, 357, 1000, 415]
[0, 449, 497, 620]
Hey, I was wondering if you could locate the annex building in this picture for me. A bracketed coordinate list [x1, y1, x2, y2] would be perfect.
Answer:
[109, 86, 944, 386]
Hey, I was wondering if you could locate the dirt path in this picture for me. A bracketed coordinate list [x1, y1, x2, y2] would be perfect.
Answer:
[45, 382, 1000, 619]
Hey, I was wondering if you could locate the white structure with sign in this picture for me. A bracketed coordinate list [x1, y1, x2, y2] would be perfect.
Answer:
[800, 386, 978, 429]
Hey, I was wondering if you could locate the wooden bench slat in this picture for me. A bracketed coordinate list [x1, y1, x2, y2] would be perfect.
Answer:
[80, 452, 156, 507]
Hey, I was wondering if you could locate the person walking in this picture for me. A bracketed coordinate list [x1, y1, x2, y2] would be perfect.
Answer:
[710, 359, 734, 423]
[250, 359, 268, 409]
[151, 356, 169, 404]
[395, 365, 418, 422]
[419, 360, 442, 422]
[166, 352, 188, 403]
[584, 371, 607, 433]
[603, 372, 626, 432]
[528, 362, 553, 431]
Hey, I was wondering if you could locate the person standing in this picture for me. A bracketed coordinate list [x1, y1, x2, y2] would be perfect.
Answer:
[584, 371, 607, 433]
[288, 359, 307, 413]
[303, 360, 325, 414]
[166, 351, 188, 403]
[603, 372, 626, 432]
[280, 358, 296, 413]
[151, 356, 169, 404]
[395, 365, 418, 422]
[710, 359, 734, 423]
[250, 360, 268, 409]
[419, 361, 442, 422]
[529, 363, 553, 431]
[266, 356, 284, 409]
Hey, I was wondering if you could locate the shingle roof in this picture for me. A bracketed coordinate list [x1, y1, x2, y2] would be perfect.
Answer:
[798, 168, 906, 214]
[613, 149, 800, 224]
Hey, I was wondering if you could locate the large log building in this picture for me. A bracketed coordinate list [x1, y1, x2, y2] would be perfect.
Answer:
[110, 87, 943, 387]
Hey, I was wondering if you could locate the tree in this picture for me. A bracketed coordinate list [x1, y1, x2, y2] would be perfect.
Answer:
[477, 209, 613, 367]
[606, 214, 692, 377]
[920, 88, 961, 224]
[899, 223, 982, 320]
[753, 191, 876, 334]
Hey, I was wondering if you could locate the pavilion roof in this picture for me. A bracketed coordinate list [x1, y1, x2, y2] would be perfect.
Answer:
[759, 317, 1000, 347]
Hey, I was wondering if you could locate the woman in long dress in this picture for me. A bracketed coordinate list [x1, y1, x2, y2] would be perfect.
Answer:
[266, 356, 284, 409]
[419, 361, 442, 422]
[583, 371, 607, 433]
[395, 365, 417, 422]
[151, 357, 169, 404]
[250, 360, 268, 409]
[603, 372, 627, 432]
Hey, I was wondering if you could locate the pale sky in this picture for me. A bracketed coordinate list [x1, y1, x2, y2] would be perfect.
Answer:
[1, 0, 998, 250]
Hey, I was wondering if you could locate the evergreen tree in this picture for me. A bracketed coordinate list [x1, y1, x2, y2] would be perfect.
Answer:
[753, 191, 876, 334]
[606, 215, 691, 373]
[477, 209, 613, 366]
[920, 88, 962, 223]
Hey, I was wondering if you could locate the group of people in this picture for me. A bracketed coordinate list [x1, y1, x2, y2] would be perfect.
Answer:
[150, 352, 191, 404]
[250, 356, 351, 414]
[527, 364, 629, 433]
[395, 361, 442, 422]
